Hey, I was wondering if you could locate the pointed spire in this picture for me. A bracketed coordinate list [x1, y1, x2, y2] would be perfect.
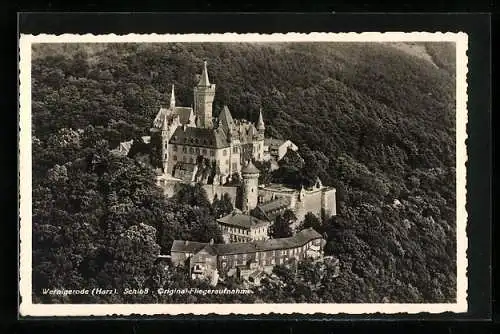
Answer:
[170, 84, 176, 109]
[198, 61, 211, 86]
[256, 108, 265, 131]
[219, 105, 234, 131]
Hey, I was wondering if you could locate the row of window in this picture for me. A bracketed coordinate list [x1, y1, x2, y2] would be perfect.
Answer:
[171, 145, 243, 157]
[172, 145, 217, 157]
[219, 241, 317, 261]
[172, 155, 199, 164]
[220, 224, 249, 236]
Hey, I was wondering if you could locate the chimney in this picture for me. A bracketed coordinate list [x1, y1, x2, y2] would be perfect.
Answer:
[209, 238, 214, 245]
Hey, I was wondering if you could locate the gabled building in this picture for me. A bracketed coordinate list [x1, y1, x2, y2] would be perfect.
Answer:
[217, 211, 271, 243]
[264, 138, 298, 161]
[170, 227, 326, 283]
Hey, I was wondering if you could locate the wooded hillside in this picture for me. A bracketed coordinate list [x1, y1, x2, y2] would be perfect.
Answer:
[31, 41, 457, 303]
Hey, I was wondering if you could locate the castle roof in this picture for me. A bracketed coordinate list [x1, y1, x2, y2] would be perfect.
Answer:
[256, 109, 265, 130]
[218, 105, 234, 132]
[264, 138, 287, 148]
[171, 240, 207, 254]
[170, 228, 323, 256]
[198, 61, 211, 86]
[197, 244, 217, 256]
[175, 107, 195, 124]
[241, 161, 260, 174]
[256, 197, 292, 221]
[152, 106, 194, 129]
[169, 126, 230, 149]
[217, 212, 270, 230]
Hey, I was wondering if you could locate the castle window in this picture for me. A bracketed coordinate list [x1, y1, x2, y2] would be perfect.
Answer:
[189, 157, 194, 164]
[233, 147, 238, 153]
[232, 162, 237, 170]
[223, 149, 227, 156]
[210, 150, 215, 157]
[182, 146, 187, 153]
[225, 159, 229, 165]
[172, 145, 177, 152]
[190, 147, 194, 154]
[202, 149, 207, 155]
[173, 155, 177, 161]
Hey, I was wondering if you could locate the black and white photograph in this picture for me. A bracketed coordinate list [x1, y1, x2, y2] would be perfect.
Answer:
[18, 32, 468, 316]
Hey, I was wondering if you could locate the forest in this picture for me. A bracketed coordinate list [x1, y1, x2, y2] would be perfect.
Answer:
[31, 41, 457, 303]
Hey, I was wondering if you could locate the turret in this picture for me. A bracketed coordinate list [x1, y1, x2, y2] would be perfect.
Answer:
[194, 61, 216, 129]
[170, 84, 176, 110]
[161, 107, 170, 173]
[255, 108, 265, 160]
[256, 108, 265, 133]
[241, 161, 260, 213]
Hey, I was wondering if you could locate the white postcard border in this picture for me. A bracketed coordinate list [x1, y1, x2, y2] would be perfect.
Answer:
[19, 32, 469, 316]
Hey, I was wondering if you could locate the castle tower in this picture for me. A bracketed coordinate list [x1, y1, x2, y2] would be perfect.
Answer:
[160, 84, 178, 173]
[255, 108, 265, 160]
[170, 84, 176, 110]
[160, 108, 170, 172]
[241, 161, 260, 213]
[194, 61, 216, 129]
[256, 108, 265, 136]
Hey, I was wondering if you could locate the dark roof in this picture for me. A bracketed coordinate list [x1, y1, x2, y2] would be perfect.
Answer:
[256, 110, 265, 130]
[198, 244, 217, 256]
[219, 228, 323, 254]
[175, 107, 194, 125]
[170, 228, 324, 256]
[217, 213, 270, 229]
[257, 197, 291, 214]
[265, 138, 287, 148]
[218, 106, 234, 131]
[214, 242, 258, 255]
[241, 161, 260, 174]
[169, 126, 230, 148]
[171, 240, 207, 253]
[152, 106, 194, 129]
[198, 61, 211, 86]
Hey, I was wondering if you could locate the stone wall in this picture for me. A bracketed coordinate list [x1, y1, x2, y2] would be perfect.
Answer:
[295, 190, 323, 222]
[322, 188, 337, 217]
[203, 184, 238, 207]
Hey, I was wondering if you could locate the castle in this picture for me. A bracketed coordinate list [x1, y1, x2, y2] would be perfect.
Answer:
[150, 61, 265, 185]
[148, 61, 339, 285]
[152, 61, 337, 237]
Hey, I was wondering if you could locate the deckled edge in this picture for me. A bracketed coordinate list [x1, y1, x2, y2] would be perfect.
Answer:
[18, 32, 469, 317]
